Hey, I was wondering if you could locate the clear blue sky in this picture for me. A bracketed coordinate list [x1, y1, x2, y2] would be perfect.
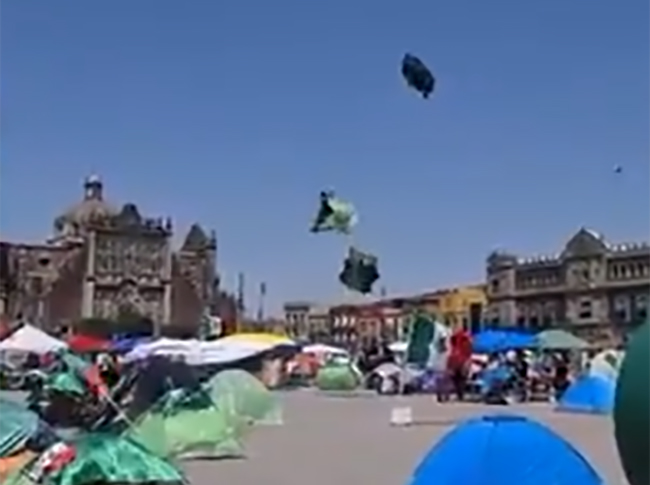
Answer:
[1, 0, 648, 315]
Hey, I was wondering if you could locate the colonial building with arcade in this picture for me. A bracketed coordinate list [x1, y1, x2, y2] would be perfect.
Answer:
[485, 228, 650, 343]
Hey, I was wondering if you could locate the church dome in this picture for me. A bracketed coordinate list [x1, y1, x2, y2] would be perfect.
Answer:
[54, 175, 118, 232]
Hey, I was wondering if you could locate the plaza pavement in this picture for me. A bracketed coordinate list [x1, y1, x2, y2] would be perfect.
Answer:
[182, 390, 628, 485]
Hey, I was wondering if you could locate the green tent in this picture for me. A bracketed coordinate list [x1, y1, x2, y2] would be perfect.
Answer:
[5, 433, 186, 485]
[126, 387, 247, 460]
[0, 399, 46, 458]
[314, 364, 359, 391]
[614, 322, 649, 485]
[310, 191, 357, 234]
[206, 369, 282, 425]
[535, 329, 590, 350]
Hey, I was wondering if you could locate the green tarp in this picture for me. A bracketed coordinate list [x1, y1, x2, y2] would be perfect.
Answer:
[614, 322, 649, 485]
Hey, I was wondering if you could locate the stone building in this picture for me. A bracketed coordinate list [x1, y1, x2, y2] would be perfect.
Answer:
[485, 228, 650, 342]
[283, 301, 331, 342]
[0, 175, 237, 334]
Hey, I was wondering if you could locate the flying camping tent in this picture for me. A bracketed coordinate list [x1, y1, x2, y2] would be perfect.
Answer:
[310, 191, 357, 234]
[339, 246, 380, 294]
[401, 53, 436, 99]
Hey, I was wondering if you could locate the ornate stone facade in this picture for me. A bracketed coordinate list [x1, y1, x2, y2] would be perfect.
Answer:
[486, 228, 650, 343]
[0, 175, 236, 333]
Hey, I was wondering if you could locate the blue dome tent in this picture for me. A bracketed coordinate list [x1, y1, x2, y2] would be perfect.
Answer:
[407, 414, 603, 485]
[556, 374, 615, 414]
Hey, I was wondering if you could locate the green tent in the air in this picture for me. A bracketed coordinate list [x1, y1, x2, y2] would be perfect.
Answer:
[310, 191, 357, 235]
[614, 321, 649, 485]
[339, 246, 380, 294]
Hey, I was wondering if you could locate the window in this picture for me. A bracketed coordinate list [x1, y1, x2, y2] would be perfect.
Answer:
[578, 299, 593, 320]
[516, 315, 526, 328]
[490, 279, 500, 293]
[529, 316, 539, 329]
[613, 296, 629, 323]
[635, 294, 648, 321]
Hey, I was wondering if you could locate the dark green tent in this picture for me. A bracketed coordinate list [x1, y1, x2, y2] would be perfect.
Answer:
[614, 322, 649, 485]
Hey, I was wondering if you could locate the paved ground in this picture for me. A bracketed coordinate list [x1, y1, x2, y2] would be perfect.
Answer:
[1, 389, 626, 484]
[183, 390, 628, 485]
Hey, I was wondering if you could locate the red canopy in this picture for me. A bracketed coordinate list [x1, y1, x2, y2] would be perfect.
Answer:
[67, 334, 109, 353]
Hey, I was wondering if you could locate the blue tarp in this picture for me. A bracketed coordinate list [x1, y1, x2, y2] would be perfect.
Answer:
[408, 414, 604, 485]
[472, 330, 536, 353]
[557, 374, 616, 415]
[111, 336, 153, 353]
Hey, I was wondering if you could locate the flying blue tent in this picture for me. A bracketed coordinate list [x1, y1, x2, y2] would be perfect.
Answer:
[556, 374, 616, 415]
[471, 329, 536, 354]
[407, 414, 604, 485]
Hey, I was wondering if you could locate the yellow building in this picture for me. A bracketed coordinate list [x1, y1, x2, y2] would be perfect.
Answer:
[435, 284, 487, 330]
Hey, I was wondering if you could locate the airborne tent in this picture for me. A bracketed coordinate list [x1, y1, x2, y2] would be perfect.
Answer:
[407, 414, 604, 485]
[556, 374, 616, 415]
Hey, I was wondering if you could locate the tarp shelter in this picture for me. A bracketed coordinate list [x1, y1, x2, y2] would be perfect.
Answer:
[407, 414, 604, 485]
[535, 329, 590, 350]
[556, 374, 615, 415]
[614, 322, 649, 485]
[302, 343, 348, 357]
[67, 334, 110, 353]
[125, 338, 269, 366]
[0, 325, 67, 354]
[471, 330, 536, 354]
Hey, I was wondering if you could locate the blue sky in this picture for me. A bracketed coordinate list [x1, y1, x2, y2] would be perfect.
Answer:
[1, 0, 648, 315]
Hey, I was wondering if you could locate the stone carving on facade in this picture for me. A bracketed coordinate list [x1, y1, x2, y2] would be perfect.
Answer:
[1, 175, 237, 334]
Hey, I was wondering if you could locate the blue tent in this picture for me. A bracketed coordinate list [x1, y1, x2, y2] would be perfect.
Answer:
[472, 329, 536, 353]
[408, 414, 604, 485]
[557, 374, 616, 414]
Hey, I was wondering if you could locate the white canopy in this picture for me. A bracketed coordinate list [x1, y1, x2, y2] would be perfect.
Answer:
[125, 337, 274, 365]
[0, 324, 68, 354]
[302, 343, 348, 356]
